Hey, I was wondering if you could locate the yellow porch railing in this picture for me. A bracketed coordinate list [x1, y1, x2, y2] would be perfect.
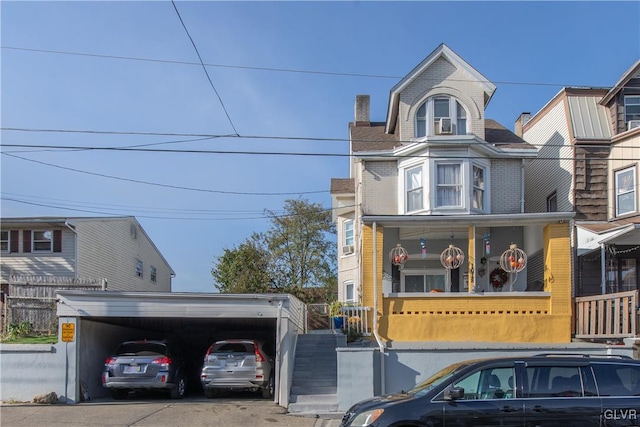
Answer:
[575, 290, 639, 339]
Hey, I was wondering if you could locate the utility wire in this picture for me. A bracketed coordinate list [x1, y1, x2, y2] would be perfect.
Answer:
[171, 1, 239, 136]
[2, 153, 329, 195]
[0, 45, 614, 89]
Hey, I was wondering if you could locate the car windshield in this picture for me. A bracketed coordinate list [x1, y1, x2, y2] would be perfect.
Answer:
[406, 361, 469, 397]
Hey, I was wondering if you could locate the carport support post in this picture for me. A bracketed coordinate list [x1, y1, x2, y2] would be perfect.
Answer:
[60, 316, 79, 404]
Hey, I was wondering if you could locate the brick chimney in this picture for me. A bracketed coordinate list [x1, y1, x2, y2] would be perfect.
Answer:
[355, 95, 370, 127]
[514, 112, 531, 137]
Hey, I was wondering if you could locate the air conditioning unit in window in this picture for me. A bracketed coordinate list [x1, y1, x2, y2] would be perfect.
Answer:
[628, 120, 640, 130]
[438, 117, 453, 134]
[342, 245, 354, 255]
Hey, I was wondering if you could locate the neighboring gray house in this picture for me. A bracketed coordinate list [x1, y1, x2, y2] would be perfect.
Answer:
[520, 60, 640, 297]
[1, 216, 174, 292]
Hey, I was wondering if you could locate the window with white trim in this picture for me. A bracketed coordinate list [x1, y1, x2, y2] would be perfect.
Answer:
[33, 230, 53, 252]
[135, 259, 143, 278]
[401, 269, 446, 292]
[344, 220, 354, 247]
[150, 266, 157, 283]
[344, 280, 355, 302]
[472, 165, 485, 210]
[615, 166, 637, 216]
[415, 96, 468, 137]
[436, 163, 462, 207]
[0, 231, 8, 252]
[625, 96, 640, 124]
[406, 165, 424, 212]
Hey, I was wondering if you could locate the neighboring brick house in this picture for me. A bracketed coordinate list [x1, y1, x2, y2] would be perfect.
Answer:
[0, 216, 175, 292]
[521, 60, 640, 298]
[330, 44, 575, 344]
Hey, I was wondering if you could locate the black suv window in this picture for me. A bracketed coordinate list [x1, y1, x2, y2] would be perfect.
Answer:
[524, 365, 583, 398]
[592, 363, 640, 396]
[447, 367, 515, 400]
[116, 342, 167, 356]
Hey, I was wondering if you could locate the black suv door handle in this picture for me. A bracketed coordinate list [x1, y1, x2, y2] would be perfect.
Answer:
[531, 405, 544, 413]
[500, 406, 519, 413]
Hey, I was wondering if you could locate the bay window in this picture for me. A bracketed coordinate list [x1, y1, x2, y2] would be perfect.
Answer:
[472, 165, 485, 210]
[436, 163, 462, 207]
[406, 166, 423, 212]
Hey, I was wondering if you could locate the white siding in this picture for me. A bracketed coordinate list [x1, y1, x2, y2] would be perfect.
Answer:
[361, 161, 398, 214]
[609, 133, 640, 219]
[0, 228, 75, 283]
[74, 218, 172, 292]
[491, 159, 524, 214]
[523, 100, 574, 213]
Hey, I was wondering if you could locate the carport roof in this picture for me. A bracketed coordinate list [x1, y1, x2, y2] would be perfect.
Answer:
[56, 291, 304, 321]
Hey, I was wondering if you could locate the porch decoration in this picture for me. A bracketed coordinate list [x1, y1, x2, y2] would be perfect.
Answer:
[420, 238, 427, 259]
[440, 244, 464, 269]
[499, 243, 528, 291]
[389, 244, 409, 267]
[489, 267, 509, 291]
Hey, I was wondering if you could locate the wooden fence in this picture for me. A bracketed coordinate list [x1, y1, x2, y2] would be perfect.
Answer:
[4, 275, 106, 334]
[575, 290, 639, 340]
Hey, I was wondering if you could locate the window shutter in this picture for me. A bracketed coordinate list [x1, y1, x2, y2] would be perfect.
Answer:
[10, 230, 19, 253]
[53, 230, 62, 252]
[23, 230, 31, 253]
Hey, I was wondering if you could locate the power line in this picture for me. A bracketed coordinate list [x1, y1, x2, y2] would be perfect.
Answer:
[2, 153, 330, 195]
[0, 45, 613, 89]
[170, 1, 238, 136]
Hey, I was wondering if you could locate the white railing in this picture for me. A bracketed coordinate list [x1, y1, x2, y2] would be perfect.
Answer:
[340, 305, 372, 337]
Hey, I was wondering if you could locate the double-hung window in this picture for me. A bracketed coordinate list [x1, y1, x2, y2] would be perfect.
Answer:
[33, 230, 53, 252]
[472, 165, 485, 210]
[135, 259, 144, 278]
[0, 231, 8, 252]
[615, 166, 636, 216]
[406, 166, 423, 212]
[436, 163, 462, 207]
[625, 96, 640, 125]
[344, 280, 355, 302]
[415, 96, 468, 137]
[150, 266, 157, 283]
[344, 220, 354, 247]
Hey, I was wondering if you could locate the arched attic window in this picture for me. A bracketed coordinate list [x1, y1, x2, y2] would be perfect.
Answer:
[415, 96, 468, 137]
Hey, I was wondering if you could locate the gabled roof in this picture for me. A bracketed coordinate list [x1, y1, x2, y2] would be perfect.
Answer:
[386, 43, 496, 133]
[599, 59, 640, 105]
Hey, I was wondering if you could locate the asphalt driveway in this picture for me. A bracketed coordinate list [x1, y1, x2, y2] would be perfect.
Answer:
[0, 397, 342, 427]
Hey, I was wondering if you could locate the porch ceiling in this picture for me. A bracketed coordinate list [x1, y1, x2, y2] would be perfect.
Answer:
[362, 212, 575, 228]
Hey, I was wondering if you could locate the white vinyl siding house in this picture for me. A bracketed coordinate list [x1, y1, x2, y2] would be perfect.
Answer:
[0, 217, 173, 292]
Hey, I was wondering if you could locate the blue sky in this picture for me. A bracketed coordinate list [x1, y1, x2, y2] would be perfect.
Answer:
[2, 1, 639, 293]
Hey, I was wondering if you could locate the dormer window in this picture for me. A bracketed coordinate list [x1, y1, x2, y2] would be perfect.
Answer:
[415, 96, 468, 137]
[624, 96, 640, 130]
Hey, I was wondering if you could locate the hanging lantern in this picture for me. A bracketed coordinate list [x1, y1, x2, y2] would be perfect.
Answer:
[500, 243, 527, 273]
[440, 244, 464, 270]
[389, 244, 409, 266]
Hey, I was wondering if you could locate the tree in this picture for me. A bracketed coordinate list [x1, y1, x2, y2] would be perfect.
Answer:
[211, 198, 337, 303]
[211, 233, 272, 294]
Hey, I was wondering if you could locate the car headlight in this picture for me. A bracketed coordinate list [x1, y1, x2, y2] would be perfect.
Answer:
[349, 409, 384, 426]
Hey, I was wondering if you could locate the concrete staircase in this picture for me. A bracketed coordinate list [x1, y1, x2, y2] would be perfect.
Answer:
[287, 332, 343, 416]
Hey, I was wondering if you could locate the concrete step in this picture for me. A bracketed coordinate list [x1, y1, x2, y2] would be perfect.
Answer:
[291, 385, 336, 395]
[291, 370, 337, 379]
[289, 393, 337, 404]
[287, 401, 340, 416]
[292, 377, 336, 387]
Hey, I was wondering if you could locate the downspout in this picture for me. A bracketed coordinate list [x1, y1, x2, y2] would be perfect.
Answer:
[275, 301, 283, 404]
[372, 221, 386, 395]
[600, 243, 607, 294]
[520, 159, 525, 213]
[64, 220, 78, 279]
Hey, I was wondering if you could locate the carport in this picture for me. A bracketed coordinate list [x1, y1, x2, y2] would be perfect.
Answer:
[55, 291, 306, 405]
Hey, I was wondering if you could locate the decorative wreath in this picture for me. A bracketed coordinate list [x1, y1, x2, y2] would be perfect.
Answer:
[490, 268, 509, 288]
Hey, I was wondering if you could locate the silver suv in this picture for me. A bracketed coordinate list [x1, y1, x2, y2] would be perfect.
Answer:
[102, 340, 186, 400]
[200, 339, 274, 399]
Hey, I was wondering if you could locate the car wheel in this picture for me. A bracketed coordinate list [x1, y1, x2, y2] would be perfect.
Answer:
[170, 375, 186, 399]
[261, 373, 274, 399]
[204, 388, 219, 399]
[109, 389, 128, 400]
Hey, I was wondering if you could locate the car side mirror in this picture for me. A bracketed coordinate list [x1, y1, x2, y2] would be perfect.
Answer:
[445, 386, 465, 401]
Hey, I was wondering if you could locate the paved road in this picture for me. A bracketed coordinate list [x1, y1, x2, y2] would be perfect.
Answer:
[0, 397, 343, 427]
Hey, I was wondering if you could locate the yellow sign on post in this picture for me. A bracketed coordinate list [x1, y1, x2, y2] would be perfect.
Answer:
[61, 323, 75, 342]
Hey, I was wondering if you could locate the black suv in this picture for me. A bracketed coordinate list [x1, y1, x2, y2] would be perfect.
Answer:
[340, 354, 640, 427]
